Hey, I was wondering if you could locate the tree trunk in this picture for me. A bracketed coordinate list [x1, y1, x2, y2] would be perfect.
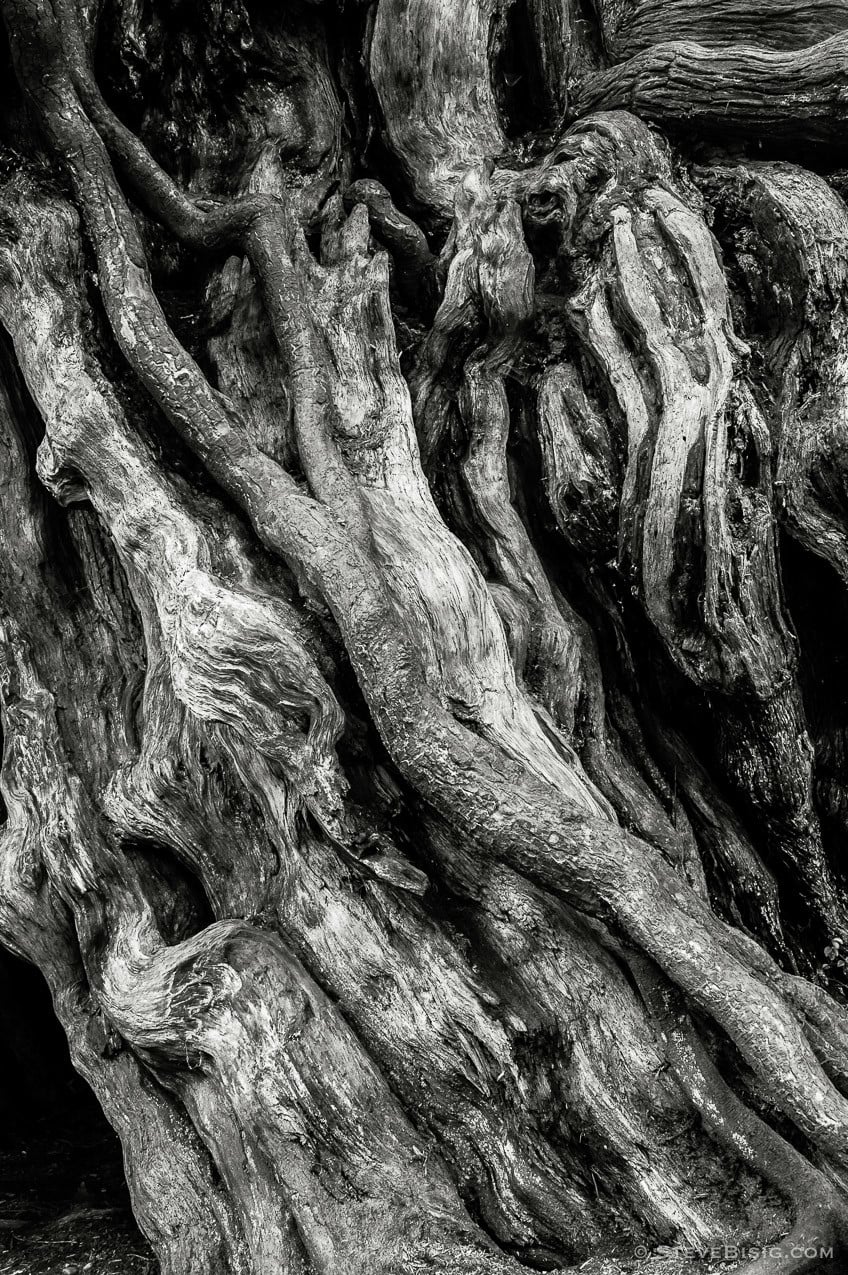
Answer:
[1, 0, 848, 1271]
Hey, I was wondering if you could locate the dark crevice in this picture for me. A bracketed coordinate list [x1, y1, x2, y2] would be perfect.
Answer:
[0, 948, 156, 1272]
[781, 533, 848, 890]
[491, 1, 554, 140]
[124, 838, 215, 945]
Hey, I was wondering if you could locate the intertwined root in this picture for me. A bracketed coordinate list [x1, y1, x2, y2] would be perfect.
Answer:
[1, 0, 848, 1272]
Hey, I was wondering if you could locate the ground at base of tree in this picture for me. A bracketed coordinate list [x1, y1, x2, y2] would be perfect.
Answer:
[0, 1112, 155, 1275]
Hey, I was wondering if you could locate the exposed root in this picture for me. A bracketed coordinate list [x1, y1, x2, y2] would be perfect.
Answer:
[596, 0, 848, 60]
[8, 0, 848, 1179]
[632, 958, 848, 1275]
[0, 179, 607, 1262]
[4, 2, 848, 1270]
[577, 32, 848, 143]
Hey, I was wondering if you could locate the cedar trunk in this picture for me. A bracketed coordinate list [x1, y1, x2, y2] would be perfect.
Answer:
[1, 2, 848, 1272]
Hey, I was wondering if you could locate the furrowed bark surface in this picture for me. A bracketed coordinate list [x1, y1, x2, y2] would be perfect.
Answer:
[1, 1, 848, 1273]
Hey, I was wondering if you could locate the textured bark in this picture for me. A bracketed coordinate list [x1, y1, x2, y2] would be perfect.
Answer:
[1, 1, 848, 1273]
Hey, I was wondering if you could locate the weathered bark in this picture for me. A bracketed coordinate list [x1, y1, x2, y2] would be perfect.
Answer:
[1, 0, 848, 1272]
